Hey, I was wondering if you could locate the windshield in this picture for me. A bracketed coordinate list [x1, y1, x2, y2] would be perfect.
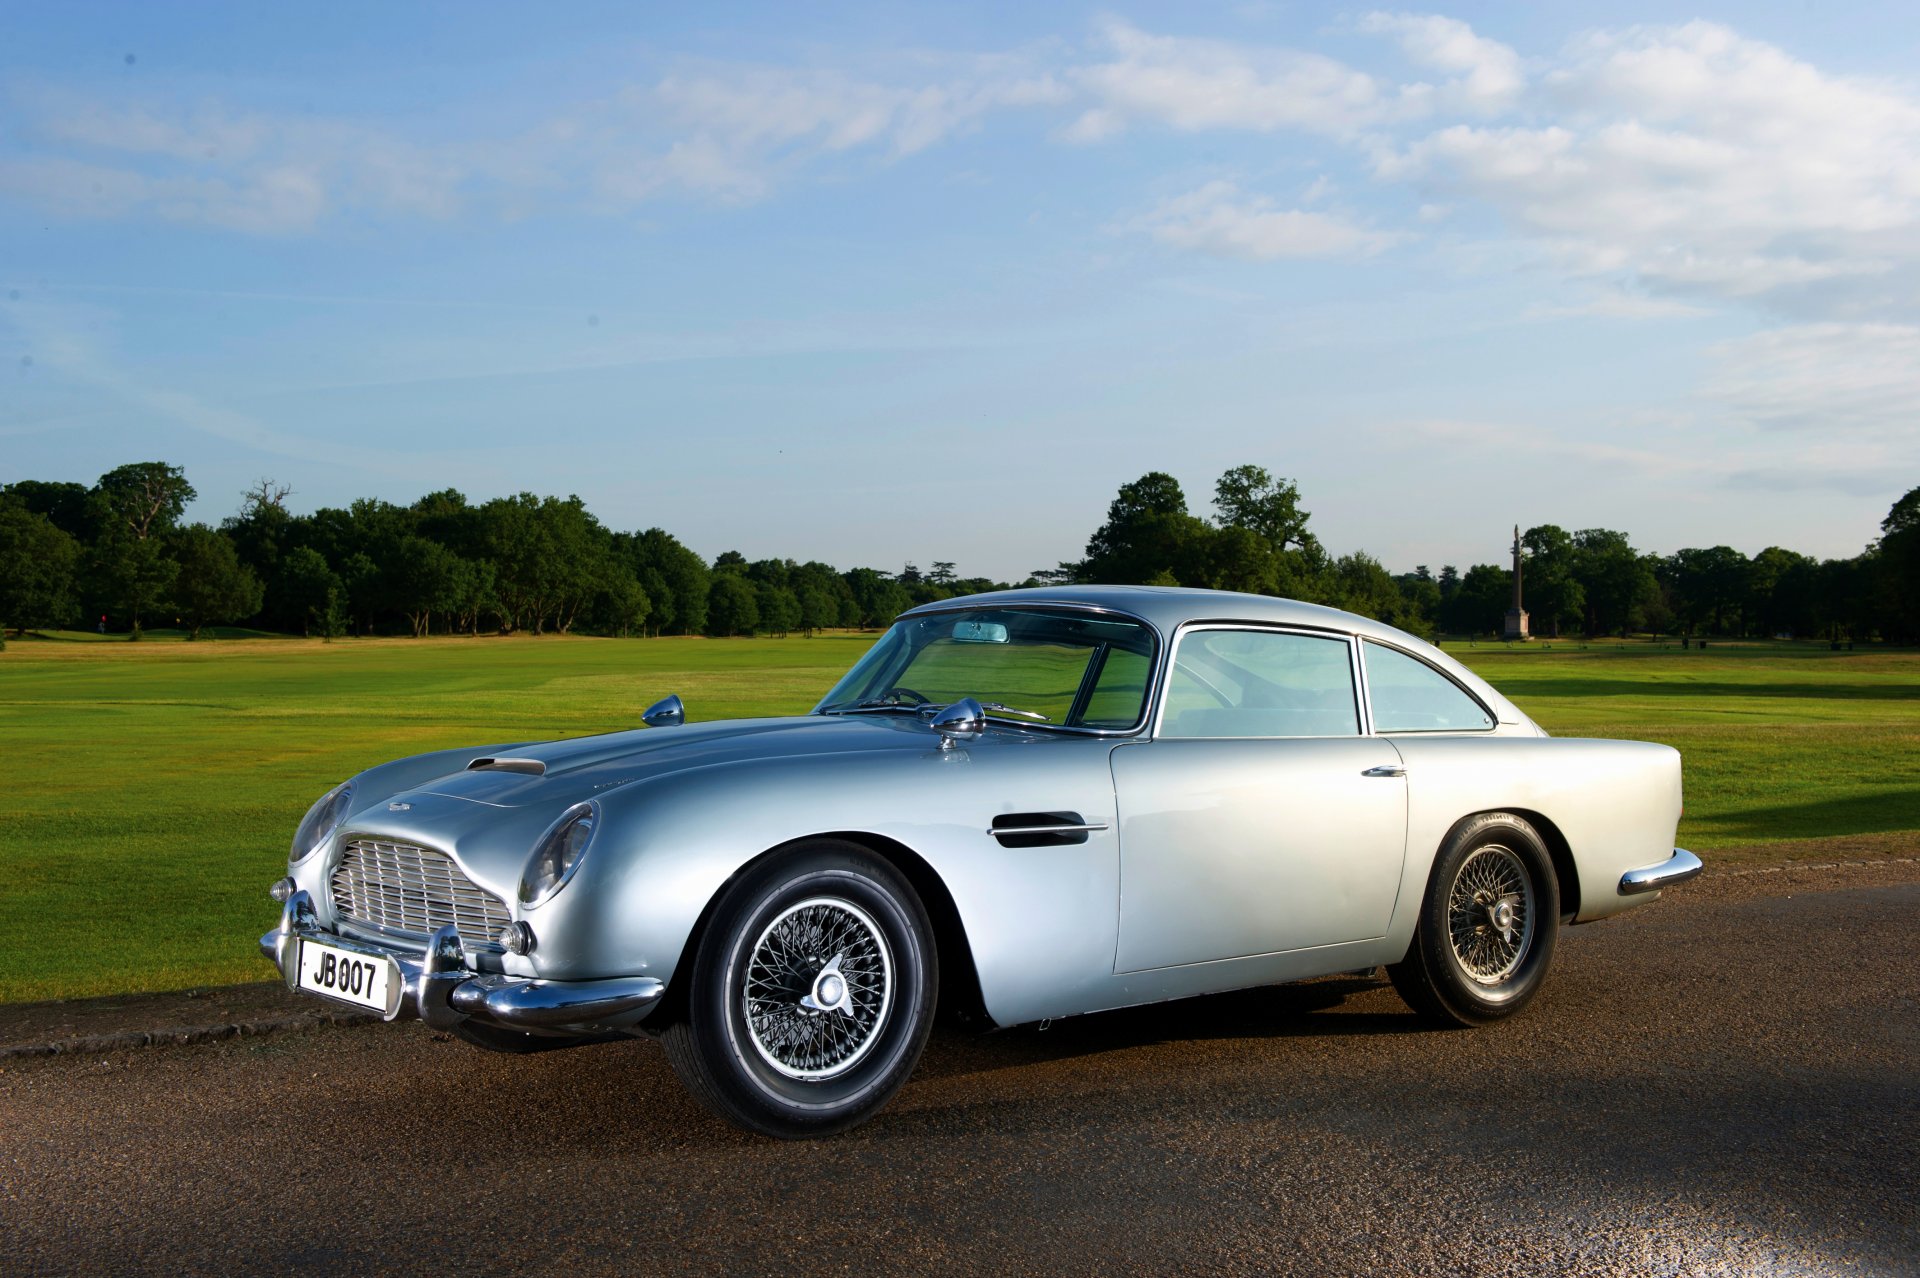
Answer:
[815, 608, 1158, 732]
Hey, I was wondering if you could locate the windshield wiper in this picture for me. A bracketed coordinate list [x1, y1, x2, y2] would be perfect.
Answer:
[821, 698, 935, 715]
[978, 701, 1052, 722]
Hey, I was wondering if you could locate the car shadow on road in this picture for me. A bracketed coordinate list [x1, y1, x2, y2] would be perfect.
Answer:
[909, 974, 1427, 1084]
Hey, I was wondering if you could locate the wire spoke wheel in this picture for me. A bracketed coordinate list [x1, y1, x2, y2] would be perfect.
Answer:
[1445, 844, 1536, 985]
[742, 896, 893, 1080]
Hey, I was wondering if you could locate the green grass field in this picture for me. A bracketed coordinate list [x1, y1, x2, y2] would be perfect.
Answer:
[2, 632, 1915, 1004]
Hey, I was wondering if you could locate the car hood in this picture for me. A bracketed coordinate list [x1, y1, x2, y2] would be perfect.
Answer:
[407, 713, 933, 811]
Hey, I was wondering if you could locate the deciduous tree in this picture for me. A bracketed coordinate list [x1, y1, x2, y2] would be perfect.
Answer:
[171, 524, 264, 639]
[0, 499, 81, 634]
[707, 574, 760, 636]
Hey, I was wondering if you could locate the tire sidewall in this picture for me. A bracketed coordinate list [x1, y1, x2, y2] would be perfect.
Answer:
[1419, 814, 1559, 1023]
[689, 843, 936, 1133]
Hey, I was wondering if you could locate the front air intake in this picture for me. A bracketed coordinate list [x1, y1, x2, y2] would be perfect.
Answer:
[330, 838, 511, 946]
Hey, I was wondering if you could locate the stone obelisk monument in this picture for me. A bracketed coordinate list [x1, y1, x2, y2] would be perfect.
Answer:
[1503, 525, 1531, 640]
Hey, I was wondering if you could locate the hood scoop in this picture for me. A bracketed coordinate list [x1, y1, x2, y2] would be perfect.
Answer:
[467, 757, 546, 776]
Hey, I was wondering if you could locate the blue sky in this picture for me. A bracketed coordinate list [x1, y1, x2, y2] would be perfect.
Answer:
[4, 3, 1917, 581]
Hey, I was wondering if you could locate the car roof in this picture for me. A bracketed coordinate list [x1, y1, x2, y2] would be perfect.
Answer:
[906, 584, 1395, 638]
[899, 584, 1533, 728]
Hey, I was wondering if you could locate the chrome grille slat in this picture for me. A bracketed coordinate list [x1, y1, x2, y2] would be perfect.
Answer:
[331, 838, 510, 945]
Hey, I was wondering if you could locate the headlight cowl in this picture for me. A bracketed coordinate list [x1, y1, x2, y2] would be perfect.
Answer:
[520, 801, 598, 906]
[290, 781, 354, 865]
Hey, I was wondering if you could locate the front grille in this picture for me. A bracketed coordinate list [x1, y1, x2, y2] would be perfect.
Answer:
[330, 838, 511, 945]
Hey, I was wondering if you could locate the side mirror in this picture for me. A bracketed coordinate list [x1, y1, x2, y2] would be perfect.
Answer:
[929, 697, 985, 749]
[642, 694, 685, 728]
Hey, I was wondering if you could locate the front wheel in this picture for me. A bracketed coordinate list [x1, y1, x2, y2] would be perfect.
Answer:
[1390, 812, 1559, 1028]
[662, 840, 937, 1137]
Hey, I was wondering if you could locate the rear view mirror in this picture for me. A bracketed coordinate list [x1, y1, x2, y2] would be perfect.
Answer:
[951, 622, 1009, 644]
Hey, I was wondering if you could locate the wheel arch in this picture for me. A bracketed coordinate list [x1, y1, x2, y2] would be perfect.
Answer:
[651, 830, 991, 1031]
[1420, 807, 1578, 923]
[1502, 808, 1579, 921]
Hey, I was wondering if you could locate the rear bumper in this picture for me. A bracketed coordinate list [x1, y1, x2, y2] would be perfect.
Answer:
[260, 890, 663, 1035]
[1618, 847, 1704, 897]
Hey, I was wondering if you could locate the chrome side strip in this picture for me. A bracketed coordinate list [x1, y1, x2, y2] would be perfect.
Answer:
[1618, 847, 1704, 896]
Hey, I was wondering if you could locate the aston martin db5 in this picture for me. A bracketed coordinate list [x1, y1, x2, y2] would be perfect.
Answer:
[262, 586, 1700, 1136]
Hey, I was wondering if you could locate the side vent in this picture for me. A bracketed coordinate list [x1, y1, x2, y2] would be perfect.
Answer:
[467, 757, 546, 776]
[989, 812, 1110, 848]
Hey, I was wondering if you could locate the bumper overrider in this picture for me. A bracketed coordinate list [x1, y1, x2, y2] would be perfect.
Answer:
[260, 889, 664, 1035]
[1618, 847, 1704, 896]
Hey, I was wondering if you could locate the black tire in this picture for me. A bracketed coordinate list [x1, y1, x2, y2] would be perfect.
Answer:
[1389, 812, 1559, 1028]
[662, 840, 937, 1138]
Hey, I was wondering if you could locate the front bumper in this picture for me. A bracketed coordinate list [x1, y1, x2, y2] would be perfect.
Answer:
[260, 890, 664, 1036]
[1618, 847, 1704, 896]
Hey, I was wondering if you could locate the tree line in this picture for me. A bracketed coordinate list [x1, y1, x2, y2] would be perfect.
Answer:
[1, 460, 1915, 644]
[1043, 466, 1919, 644]
[0, 464, 1006, 641]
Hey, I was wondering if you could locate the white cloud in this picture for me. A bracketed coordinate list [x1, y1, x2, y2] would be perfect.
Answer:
[7, 10, 1918, 325]
[0, 89, 460, 232]
[596, 65, 1067, 203]
[1069, 19, 1407, 141]
[1705, 323, 1920, 434]
[0, 155, 330, 233]
[0, 59, 1068, 231]
[1357, 12, 1524, 112]
[1401, 417, 1712, 477]
[1378, 23, 1920, 312]
[651, 66, 1063, 160]
[1134, 181, 1397, 260]
[1398, 412, 1911, 503]
[1525, 290, 1712, 320]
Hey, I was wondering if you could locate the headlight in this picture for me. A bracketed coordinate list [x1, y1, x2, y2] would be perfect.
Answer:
[290, 781, 354, 864]
[520, 801, 598, 906]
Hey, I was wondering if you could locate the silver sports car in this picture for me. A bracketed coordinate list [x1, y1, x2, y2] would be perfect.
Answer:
[262, 585, 1700, 1136]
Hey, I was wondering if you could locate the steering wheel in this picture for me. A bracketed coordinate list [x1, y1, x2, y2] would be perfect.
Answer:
[879, 687, 932, 706]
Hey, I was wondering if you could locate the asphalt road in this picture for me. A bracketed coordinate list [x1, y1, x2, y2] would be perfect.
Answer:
[4, 861, 1916, 1277]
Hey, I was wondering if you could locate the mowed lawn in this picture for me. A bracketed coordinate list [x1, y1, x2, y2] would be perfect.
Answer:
[1454, 642, 1920, 848]
[2, 632, 1915, 1003]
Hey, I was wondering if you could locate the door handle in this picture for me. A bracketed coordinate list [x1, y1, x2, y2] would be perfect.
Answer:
[1362, 764, 1406, 778]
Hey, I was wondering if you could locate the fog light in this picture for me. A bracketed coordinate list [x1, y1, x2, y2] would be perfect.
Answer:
[269, 876, 296, 903]
[498, 921, 536, 955]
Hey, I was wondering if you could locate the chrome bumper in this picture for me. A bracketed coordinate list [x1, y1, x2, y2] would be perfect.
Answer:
[1618, 847, 1704, 896]
[260, 890, 664, 1035]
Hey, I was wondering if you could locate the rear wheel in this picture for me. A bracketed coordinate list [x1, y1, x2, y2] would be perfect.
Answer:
[662, 840, 937, 1138]
[1390, 812, 1559, 1027]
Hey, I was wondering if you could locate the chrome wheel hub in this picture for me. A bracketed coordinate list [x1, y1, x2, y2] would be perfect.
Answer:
[802, 957, 851, 1013]
[1446, 845, 1536, 986]
[1489, 899, 1516, 936]
[742, 897, 893, 1080]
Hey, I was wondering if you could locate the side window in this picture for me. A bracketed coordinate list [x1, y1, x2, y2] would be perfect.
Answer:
[1162, 630, 1359, 738]
[1363, 641, 1494, 732]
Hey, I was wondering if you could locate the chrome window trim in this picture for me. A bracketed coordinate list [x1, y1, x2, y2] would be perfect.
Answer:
[823, 602, 1167, 738]
[1149, 623, 1367, 741]
[1358, 637, 1499, 735]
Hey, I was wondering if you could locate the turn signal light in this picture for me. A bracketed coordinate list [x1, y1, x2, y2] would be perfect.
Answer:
[498, 921, 536, 955]
[269, 876, 296, 903]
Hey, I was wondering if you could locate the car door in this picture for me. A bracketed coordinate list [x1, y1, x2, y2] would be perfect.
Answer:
[1109, 626, 1408, 973]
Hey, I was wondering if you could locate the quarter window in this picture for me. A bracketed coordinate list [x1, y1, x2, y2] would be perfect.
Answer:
[1363, 641, 1494, 732]
[1162, 629, 1360, 738]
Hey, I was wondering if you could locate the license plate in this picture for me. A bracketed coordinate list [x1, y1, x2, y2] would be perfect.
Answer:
[296, 939, 394, 1014]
